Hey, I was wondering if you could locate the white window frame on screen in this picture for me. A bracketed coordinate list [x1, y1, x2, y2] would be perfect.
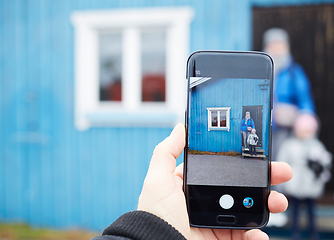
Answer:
[207, 107, 231, 131]
[71, 7, 194, 131]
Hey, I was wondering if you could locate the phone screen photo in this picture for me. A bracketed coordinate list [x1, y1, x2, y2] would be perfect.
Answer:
[184, 51, 273, 229]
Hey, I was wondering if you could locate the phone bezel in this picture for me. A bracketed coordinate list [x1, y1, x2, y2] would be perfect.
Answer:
[183, 50, 273, 229]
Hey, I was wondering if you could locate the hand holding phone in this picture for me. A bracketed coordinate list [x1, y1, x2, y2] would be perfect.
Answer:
[137, 123, 292, 239]
[184, 51, 274, 229]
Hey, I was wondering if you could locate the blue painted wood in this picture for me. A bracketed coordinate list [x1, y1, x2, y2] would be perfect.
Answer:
[189, 78, 271, 155]
[0, 0, 332, 232]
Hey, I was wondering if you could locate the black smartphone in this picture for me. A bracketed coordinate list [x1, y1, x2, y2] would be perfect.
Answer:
[184, 51, 273, 229]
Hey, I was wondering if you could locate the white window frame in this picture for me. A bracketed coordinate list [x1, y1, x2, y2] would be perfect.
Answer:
[71, 7, 194, 130]
[207, 107, 231, 131]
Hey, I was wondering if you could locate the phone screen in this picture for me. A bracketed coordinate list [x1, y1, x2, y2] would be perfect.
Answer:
[184, 51, 273, 229]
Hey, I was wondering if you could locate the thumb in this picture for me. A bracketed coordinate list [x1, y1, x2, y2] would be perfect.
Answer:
[148, 123, 185, 176]
[138, 123, 189, 238]
[155, 122, 185, 159]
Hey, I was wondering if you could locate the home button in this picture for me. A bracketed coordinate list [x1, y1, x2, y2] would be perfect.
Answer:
[219, 194, 234, 209]
[217, 215, 236, 224]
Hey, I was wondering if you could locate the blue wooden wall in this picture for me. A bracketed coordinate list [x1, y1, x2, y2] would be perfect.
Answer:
[0, 0, 332, 232]
[189, 78, 270, 154]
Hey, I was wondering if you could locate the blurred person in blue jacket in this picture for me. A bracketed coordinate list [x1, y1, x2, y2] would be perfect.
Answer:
[263, 28, 316, 161]
[263, 28, 316, 228]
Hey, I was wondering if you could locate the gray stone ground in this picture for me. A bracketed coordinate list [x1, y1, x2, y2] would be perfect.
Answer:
[187, 154, 268, 187]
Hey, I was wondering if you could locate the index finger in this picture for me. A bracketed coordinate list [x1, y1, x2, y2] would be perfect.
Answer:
[271, 162, 293, 185]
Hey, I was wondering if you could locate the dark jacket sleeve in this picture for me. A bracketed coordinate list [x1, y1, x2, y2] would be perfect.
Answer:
[91, 210, 186, 240]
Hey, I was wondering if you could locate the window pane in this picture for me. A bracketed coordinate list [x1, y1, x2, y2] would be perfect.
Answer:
[211, 111, 218, 127]
[99, 32, 122, 101]
[220, 111, 227, 127]
[141, 29, 166, 102]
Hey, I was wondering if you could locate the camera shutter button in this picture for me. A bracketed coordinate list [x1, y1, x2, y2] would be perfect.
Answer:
[219, 194, 234, 209]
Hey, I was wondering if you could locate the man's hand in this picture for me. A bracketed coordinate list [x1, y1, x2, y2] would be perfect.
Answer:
[138, 123, 293, 240]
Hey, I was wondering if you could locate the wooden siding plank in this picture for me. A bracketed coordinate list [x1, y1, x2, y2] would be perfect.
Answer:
[3, 0, 30, 223]
[38, 0, 55, 227]
[0, 0, 5, 219]
[1, 0, 10, 221]
[26, 0, 43, 227]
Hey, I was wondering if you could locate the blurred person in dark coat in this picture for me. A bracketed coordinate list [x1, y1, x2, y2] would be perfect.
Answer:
[277, 114, 332, 240]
